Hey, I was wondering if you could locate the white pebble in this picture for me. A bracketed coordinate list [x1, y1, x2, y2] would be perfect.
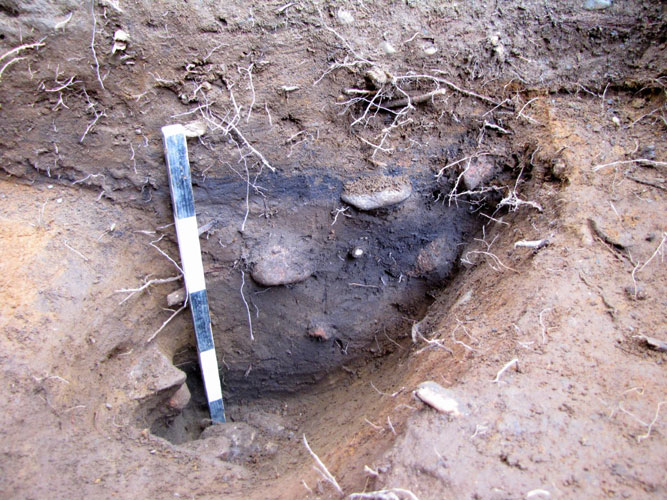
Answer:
[114, 29, 130, 42]
[379, 41, 396, 55]
[414, 381, 460, 416]
[337, 9, 354, 25]
[422, 45, 438, 56]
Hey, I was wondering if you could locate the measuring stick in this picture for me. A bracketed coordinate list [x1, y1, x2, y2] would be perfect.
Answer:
[162, 124, 226, 423]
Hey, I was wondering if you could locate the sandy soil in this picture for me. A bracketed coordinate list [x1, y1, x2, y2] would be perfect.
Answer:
[0, 1, 665, 499]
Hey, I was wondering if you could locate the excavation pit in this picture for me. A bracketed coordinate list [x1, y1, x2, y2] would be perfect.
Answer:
[145, 158, 519, 444]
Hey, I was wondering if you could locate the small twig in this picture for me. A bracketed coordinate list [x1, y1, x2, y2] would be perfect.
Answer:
[317, 8, 370, 65]
[44, 75, 78, 92]
[387, 416, 396, 435]
[514, 239, 549, 249]
[238, 63, 256, 123]
[115, 275, 181, 305]
[364, 418, 383, 431]
[331, 206, 351, 225]
[370, 381, 404, 398]
[631, 232, 666, 298]
[0, 39, 46, 63]
[146, 298, 188, 343]
[435, 153, 491, 179]
[90, 0, 105, 90]
[240, 270, 255, 341]
[63, 240, 90, 262]
[625, 175, 666, 191]
[80, 108, 106, 143]
[349, 282, 380, 289]
[538, 308, 552, 344]
[0, 57, 26, 80]
[483, 120, 511, 134]
[383, 88, 447, 109]
[637, 401, 667, 443]
[228, 123, 274, 172]
[626, 106, 666, 129]
[54, 12, 74, 31]
[301, 480, 313, 494]
[348, 489, 420, 500]
[149, 235, 184, 274]
[461, 250, 518, 273]
[579, 271, 617, 316]
[592, 159, 667, 172]
[429, 71, 504, 107]
[33, 374, 70, 384]
[492, 358, 519, 384]
[516, 97, 541, 124]
[302, 434, 343, 496]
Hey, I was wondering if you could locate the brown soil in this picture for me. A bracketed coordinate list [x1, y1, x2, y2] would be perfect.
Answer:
[1, 1, 665, 499]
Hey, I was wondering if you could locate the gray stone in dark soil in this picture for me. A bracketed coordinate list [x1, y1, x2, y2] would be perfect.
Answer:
[462, 157, 498, 191]
[250, 234, 315, 286]
[341, 175, 412, 210]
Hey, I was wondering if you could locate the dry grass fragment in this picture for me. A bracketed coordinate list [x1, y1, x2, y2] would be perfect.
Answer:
[348, 488, 420, 500]
[302, 434, 343, 496]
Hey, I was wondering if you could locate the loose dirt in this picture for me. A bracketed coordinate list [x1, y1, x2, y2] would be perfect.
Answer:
[1, 1, 665, 499]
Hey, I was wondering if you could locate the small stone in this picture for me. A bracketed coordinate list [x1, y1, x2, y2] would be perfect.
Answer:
[624, 285, 647, 301]
[350, 247, 364, 259]
[422, 44, 438, 56]
[365, 66, 389, 89]
[494, 44, 506, 63]
[199, 422, 260, 462]
[337, 8, 354, 25]
[111, 41, 127, 54]
[644, 336, 667, 352]
[583, 0, 611, 10]
[462, 157, 498, 190]
[168, 383, 191, 410]
[611, 116, 621, 127]
[167, 287, 186, 307]
[341, 175, 412, 211]
[550, 158, 569, 181]
[630, 98, 645, 109]
[640, 144, 655, 160]
[128, 347, 186, 400]
[308, 326, 329, 341]
[251, 237, 315, 286]
[183, 119, 207, 138]
[114, 29, 130, 42]
[414, 381, 460, 416]
[379, 41, 396, 55]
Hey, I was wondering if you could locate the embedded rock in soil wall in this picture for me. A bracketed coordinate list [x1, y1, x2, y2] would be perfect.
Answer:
[250, 233, 316, 286]
[341, 175, 412, 210]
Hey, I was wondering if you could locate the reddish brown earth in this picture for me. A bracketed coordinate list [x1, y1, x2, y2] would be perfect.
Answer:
[0, 1, 665, 499]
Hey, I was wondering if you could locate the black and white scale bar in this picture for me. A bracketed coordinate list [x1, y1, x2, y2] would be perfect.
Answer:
[162, 124, 225, 423]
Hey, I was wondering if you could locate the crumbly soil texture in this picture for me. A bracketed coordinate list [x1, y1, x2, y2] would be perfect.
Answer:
[1, 1, 666, 499]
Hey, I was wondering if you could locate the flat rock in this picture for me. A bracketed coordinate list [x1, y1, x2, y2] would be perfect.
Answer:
[127, 346, 186, 400]
[168, 383, 191, 410]
[413, 235, 458, 280]
[251, 236, 315, 286]
[645, 336, 667, 353]
[414, 381, 461, 416]
[462, 157, 498, 190]
[237, 409, 297, 440]
[199, 422, 261, 461]
[341, 175, 412, 210]
[583, 0, 611, 10]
